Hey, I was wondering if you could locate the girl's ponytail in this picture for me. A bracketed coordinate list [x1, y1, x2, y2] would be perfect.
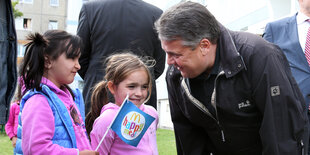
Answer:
[20, 33, 48, 91]
[85, 81, 109, 137]
[28, 32, 49, 47]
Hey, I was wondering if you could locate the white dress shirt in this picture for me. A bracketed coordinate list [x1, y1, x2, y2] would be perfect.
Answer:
[297, 11, 310, 52]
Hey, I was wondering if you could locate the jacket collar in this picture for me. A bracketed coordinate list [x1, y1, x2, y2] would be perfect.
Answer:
[287, 13, 299, 43]
[217, 24, 246, 78]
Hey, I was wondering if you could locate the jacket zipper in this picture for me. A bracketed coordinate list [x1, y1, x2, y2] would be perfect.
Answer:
[181, 70, 226, 142]
[301, 140, 304, 155]
[181, 79, 217, 121]
[213, 71, 226, 142]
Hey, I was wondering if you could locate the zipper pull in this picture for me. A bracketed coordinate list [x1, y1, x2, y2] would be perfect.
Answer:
[301, 140, 304, 155]
[221, 130, 225, 142]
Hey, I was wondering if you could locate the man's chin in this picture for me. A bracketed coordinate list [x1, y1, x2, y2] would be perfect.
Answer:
[180, 71, 190, 78]
[181, 72, 199, 79]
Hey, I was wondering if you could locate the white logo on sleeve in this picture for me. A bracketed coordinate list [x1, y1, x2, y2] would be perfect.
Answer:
[271, 86, 280, 96]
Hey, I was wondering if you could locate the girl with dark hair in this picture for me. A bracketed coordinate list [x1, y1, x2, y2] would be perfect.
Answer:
[16, 30, 98, 155]
[86, 53, 158, 155]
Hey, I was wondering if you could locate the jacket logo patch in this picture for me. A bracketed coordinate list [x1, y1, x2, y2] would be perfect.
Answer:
[238, 100, 251, 109]
[271, 86, 280, 96]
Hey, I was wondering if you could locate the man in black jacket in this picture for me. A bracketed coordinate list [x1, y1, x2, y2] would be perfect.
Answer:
[0, 0, 17, 124]
[155, 2, 309, 154]
[77, 0, 166, 113]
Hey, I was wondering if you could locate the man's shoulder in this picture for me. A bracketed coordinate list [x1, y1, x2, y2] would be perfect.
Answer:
[82, 0, 162, 15]
[230, 30, 281, 61]
[135, 0, 163, 16]
[141, 1, 162, 12]
[82, 0, 108, 11]
[267, 14, 296, 27]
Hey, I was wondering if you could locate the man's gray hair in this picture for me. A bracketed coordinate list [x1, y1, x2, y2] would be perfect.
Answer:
[155, 1, 221, 48]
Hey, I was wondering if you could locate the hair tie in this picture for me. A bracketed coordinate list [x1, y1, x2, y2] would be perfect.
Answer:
[142, 56, 156, 67]
[26, 32, 48, 47]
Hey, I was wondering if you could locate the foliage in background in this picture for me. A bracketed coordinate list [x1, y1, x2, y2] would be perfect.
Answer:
[12, 1, 23, 19]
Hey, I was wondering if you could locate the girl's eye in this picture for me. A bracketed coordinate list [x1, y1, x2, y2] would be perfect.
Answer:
[127, 85, 135, 89]
[142, 85, 148, 89]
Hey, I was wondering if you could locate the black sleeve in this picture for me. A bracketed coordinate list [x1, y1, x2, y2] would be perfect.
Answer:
[250, 44, 308, 155]
[152, 10, 166, 80]
[77, 4, 91, 79]
[153, 34, 166, 80]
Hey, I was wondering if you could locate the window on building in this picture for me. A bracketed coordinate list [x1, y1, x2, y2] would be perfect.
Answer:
[19, 0, 33, 3]
[50, 0, 59, 6]
[23, 18, 32, 30]
[48, 21, 58, 30]
[15, 18, 32, 30]
[17, 44, 26, 57]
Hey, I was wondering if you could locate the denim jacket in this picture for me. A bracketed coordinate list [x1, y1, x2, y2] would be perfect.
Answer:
[0, 0, 18, 124]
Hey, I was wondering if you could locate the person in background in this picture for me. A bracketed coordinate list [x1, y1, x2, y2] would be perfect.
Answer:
[77, 0, 166, 113]
[155, 2, 308, 154]
[0, 0, 18, 125]
[5, 78, 22, 155]
[263, 0, 310, 153]
[86, 53, 158, 155]
[16, 30, 98, 155]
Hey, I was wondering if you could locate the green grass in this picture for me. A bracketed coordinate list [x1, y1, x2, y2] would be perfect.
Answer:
[157, 128, 177, 155]
[0, 128, 176, 155]
[0, 133, 14, 155]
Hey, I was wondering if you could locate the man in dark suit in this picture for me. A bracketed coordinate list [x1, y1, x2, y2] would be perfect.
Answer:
[263, 0, 310, 153]
[77, 0, 166, 114]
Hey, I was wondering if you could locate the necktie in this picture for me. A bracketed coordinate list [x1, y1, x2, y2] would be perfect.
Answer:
[305, 20, 310, 111]
[305, 21, 310, 66]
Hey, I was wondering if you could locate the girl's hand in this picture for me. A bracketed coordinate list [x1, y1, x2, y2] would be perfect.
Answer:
[11, 137, 17, 147]
[79, 150, 99, 155]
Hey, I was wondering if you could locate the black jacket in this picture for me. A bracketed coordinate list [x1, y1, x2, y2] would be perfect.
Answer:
[166, 25, 309, 155]
[77, 0, 166, 112]
[0, 0, 17, 124]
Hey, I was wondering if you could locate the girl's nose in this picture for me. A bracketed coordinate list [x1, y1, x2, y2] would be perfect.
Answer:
[134, 88, 143, 96]
[75, 61, 81, 70]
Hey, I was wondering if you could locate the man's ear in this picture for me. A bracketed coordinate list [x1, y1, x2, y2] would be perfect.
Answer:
[44, 56, 52, 69]
[199, 38, 211, 56]
[107, 81, 115, 95]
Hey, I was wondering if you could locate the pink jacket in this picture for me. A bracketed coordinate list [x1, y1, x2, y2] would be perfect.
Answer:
[90, 103, 159, 155]
[5, 102, 20, 139]
[21, 78, 91, 155]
